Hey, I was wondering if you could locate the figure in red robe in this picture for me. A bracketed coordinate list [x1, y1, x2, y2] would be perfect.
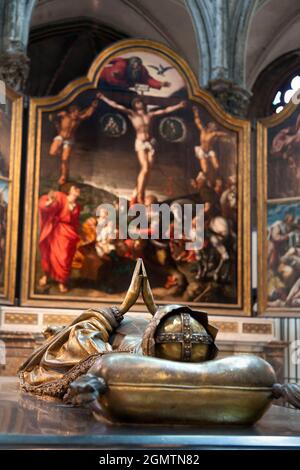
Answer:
[100, 56, 170, 91]
[38, 185, 81, 293]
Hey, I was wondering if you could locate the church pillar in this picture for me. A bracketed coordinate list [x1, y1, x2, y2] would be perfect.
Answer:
[186, 0, 257, 117]
[0, 0, 36, 91]
[0, 52, 29, 92]
[207, 78, 252, 118]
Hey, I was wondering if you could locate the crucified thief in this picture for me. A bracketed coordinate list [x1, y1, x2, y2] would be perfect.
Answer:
[193, 106, 230, 186]
[97, 92, 186, 204]
[49, 99, 100, 185]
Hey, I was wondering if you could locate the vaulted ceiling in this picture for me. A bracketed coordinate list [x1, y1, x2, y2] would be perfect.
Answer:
[28, 0, 300, 95]
[246, 0, 300, 89]
[31, 0, 199, 74]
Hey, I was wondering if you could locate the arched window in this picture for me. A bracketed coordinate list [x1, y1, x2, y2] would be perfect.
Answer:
[272, 73, 300, 113]
[248, 50, 300, 119]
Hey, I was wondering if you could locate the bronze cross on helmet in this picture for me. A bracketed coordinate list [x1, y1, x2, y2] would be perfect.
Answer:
[155, 312, 213, 361]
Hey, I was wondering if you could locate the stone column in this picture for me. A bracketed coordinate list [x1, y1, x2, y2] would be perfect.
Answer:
[207, 78, 252, 118]
[0, 53, 29, 92]
[0, 0, 35, 91]
[186, 0, 258, 117]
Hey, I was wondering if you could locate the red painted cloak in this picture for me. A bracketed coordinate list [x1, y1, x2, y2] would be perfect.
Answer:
[39, 192, 80, 283]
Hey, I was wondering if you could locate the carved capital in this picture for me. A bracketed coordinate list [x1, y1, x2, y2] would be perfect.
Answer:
[207, 78, 252, 118]
[0, 53, 29, 92]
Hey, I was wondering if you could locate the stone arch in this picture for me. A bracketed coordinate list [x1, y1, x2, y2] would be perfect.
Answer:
[26, 18, 128, 96]
[0, 0, 37, 53]
[248, 50, 300, 119]
[185, 0, 212, 87]
[1, 0, 199, 92]
[230, 0, 258, 87]
[186, 0, 259, 88]
[245, 0, 300, 90]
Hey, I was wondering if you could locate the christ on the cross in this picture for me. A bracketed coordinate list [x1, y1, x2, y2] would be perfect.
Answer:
[97, 92, 186, 204]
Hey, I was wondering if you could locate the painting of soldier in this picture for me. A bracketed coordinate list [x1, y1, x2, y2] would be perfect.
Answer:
[23, 41, 250, 314]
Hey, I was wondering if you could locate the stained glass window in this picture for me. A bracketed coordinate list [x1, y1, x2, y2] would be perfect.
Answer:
[272, 74, 300, 113]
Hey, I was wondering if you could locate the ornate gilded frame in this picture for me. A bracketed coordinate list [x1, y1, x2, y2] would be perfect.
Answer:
[0, 86, 23, 304]
[257, 101, 300, 316]
[21, 39, 251, 315]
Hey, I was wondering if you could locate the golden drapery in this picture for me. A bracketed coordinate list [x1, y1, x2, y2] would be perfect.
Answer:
[18, 259, 156, 398]
[18, 307, 120, 397]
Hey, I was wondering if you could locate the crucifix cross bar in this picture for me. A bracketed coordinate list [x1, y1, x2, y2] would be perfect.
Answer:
[102, 90, 184, 108]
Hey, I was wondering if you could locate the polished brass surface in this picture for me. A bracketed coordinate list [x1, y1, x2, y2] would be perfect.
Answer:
[119, 259, 143, 314]
[141, 260, 158, 315]
[18, 259, 155, 395]
[19, 259, 292, 428]
[120, 258, 158, 315]
[110, 315, 148, 354]
[2, 378, 300, 448]
[75, 353, 277, 425]
[155, 314, 211, 362]
[142, 304, 218, 361]
[18, 308, 117, 393]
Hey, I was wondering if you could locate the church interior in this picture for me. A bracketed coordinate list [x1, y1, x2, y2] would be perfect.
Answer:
[0, 0, 300, 452]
